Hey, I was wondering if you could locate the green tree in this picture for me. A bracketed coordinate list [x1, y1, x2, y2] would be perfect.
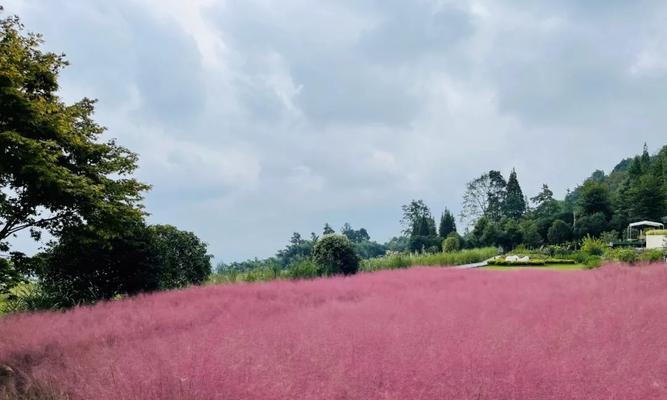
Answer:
[531, 184, 559, 217]
[575, 212, 608, 238]
[0, 10, 150, 298]
[460, 174, 492, 225]
[438, 208, 457, 238]
[400, 200, 435, 236]
[547, 219, 572, 244]
[480, 221, 501, 247]
[401, 200, 438, 252]
[0, 257, 22, 294]
[40, 219, 160, 306]
[277, 232, 314, 266]
[385, 236, 409, 252]
[149, 225, 212, 289]
[322, 223, 335, 235]
[504, 168, 526, 219]
[627, 174, 667, 222]
[520, 220, 543, 249]
[497, 218, 522, 250]
[578, 181, 612, 217]
[487, 170, 507, 221]
[341, 223, 370, 243]
[312, 234, 359, 276]
[0, 14, 149, 253]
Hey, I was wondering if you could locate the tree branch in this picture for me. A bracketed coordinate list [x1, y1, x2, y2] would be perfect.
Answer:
[2, 213, 70, 239]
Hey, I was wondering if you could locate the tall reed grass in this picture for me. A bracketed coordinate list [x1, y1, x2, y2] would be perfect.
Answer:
[360, 247, 498, 272]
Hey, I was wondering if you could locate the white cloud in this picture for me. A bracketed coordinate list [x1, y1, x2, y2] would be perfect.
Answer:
[3, 0, 667, 260]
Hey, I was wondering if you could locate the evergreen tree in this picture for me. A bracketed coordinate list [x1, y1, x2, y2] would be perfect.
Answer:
[640, 142, 651, 171]
[438, 209, 457, 238]
[628, 156, 643, 178]
[504, 169, 526, 219]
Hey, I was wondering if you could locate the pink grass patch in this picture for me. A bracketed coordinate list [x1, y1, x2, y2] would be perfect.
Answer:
[2, 263, 667, 399]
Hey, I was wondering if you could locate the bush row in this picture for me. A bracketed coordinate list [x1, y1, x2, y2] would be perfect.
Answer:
[487, 258, 576, 266]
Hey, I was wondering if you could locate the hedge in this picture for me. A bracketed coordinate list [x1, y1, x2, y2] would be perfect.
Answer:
[487, 258, 576, 266]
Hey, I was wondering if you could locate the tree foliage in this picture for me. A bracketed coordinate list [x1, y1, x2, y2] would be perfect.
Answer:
[312, 234, 359, 276]
[149, 225, 212, 289]
[40, 220, 160, 306]
[37, 222, 212, 306]
[0, 14, 149, 251]
[504, 169, 526, 219]
[438, 209, 457, 238]
[547, 220, 572, 245]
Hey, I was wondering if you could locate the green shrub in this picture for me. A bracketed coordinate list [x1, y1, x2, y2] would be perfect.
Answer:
[312, 235, 360, 276]
[543, 259, 576, 264]
[442, 236, 460, 253]
[487, 259, 546, 266]
[572, 251, 589, 264]
[608, 248, 638, 264]
[285, 259, 320, 279]
[583, 256, 603, 269]
[639, 249, 665, 263]
[542, 245, 575, 258]
[581, 235, 606, 256]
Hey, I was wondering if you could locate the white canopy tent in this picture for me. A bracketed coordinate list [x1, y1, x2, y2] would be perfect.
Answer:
[627, 220, 665, 240]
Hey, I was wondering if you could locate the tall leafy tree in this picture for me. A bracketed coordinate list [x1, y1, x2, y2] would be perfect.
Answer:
[504, 169, 526, 219]
[0, 12, 149, 292]
[578, 181, 612, 218]
[460, 174, 491, 225]
[0, 13, 149, 251]
[487, 170, 507, 221]
[401, 200, 435, 236]
[531, 184, 559, 217]
[438, 208, 457, 238]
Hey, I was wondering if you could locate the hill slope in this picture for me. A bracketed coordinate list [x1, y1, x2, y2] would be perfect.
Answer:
[3, 265, 667, 399]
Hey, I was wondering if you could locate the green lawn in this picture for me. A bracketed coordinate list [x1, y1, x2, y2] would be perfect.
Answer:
[481, 263, 587, 271]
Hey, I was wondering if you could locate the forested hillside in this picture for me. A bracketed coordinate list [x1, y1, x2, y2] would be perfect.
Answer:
[459, 143, 667, 250]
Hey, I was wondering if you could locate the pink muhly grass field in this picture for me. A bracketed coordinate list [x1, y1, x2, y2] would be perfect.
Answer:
[2, 264, 667, 399]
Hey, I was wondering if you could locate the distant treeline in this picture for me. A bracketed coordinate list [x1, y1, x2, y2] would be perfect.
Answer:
[221, 143, 667, 273]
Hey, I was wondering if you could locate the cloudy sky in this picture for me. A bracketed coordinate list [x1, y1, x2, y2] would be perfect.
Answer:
[4, 0, 667, 261]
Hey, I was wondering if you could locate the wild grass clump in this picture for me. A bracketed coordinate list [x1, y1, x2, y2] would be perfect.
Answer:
[2, 264, 667, 399]
[360, 247, 497, 271]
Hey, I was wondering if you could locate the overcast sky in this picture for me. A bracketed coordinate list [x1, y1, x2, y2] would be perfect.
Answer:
[4, 0, 667, 261]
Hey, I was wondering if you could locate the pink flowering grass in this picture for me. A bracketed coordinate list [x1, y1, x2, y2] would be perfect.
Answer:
[2, 263, 667, 399]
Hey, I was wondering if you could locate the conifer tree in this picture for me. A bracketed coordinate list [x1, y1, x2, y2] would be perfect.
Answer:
[504, 169, 526, 219]
[438, 209, 457, 238]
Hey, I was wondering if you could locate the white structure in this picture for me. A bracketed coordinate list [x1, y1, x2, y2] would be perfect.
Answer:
[627, 221, 664, 240]
[505, 255, 530, 262]
[646, 234, 667, 249]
